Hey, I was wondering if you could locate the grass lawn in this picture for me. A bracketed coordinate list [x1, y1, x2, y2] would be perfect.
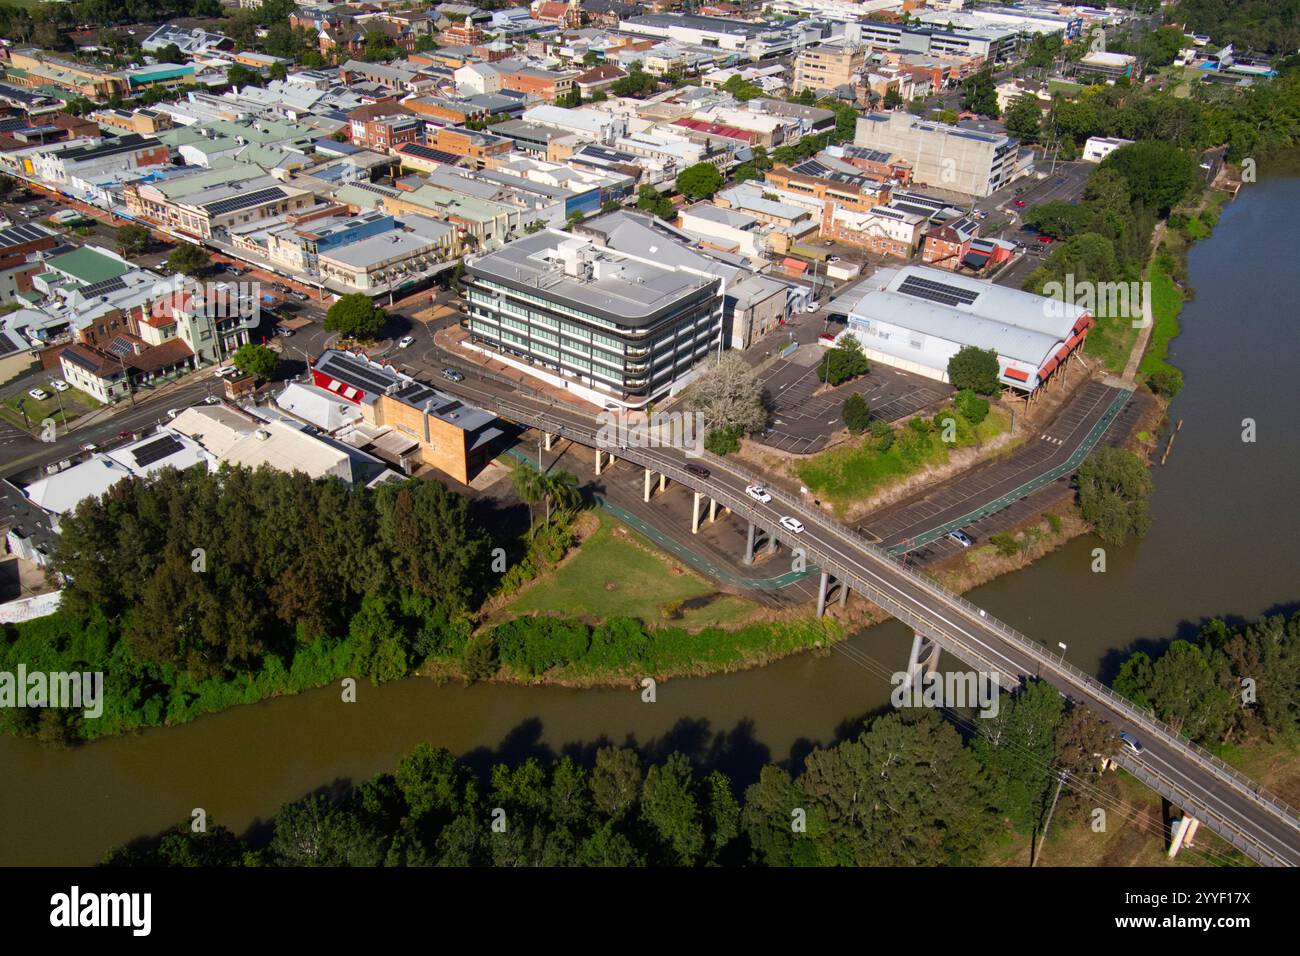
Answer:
[1084, 310, 1141, 374]
[507, 510, 759, 628]
[0, 386, 100, 432]
[1136, 264, 1184, 380]
[796, 405, 1010, 514]
[1047, 79, 1083, 95]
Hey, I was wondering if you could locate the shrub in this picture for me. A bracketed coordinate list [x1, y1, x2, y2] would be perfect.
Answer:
[842, 393, 871, 434]
[704, 425, 743, 456]
[1044, 512, 1063, 534]
[1146, 366, 1183, 398]
[989, 533, 1020, 557]
[954, 389, 989, 425]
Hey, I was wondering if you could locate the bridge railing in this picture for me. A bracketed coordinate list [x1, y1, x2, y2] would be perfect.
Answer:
[480, 392, 1300, 833]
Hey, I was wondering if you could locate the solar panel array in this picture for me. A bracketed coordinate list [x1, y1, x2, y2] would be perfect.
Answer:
[202, 186, 288, 217]
[399, 143, 460, 165]
[0, 222, 53, 248]
[898, 274, 981, 308]
[132, 434, 185, 468]
[0, 332, 21, 357]
[319, 352, 395, 394]
[79, 275, 128, 299]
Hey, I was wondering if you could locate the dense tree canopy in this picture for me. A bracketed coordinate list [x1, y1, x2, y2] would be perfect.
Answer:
[947, 346, 1001, 395]
[1075, 447, 1153, 546]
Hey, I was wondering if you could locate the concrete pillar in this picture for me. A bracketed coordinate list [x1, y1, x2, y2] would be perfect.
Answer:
[544, 432, 553, 451]
[595, 448, 603, 476]
[816, 570, 829, 618]
[838, 579, 848, 608]
[904, 631, 941, 695]
[708, 497, 718, 523]
[1183, 816, 1200, 848]
[644, 467, 653, 503]
[743, 521, 755, 566]
[692, 491, 702, 535]
[659, 473, 666, 493]
[1168, 816, 1192, 858]
[766, 530, 778, 555]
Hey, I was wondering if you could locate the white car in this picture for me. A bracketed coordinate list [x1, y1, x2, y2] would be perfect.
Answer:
[745, 483, 772, 503]
[27, 388, 48, 401]
[50, 379, 69, 392]
[779, 516, 805, 534]
[397, 335, 415, 348]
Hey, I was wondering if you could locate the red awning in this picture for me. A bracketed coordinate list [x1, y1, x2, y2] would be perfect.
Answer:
[1003, 366, 1029, 382]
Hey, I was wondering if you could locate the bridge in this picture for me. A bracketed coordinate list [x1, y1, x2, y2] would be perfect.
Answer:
[439, 367, 1300, 866]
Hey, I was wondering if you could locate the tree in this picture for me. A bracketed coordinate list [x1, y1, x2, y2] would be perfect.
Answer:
[817, 335, 868, 386]
[324, 293, 385, 340]
[1075, 447, 1153, 546]
[1023, 200, 1092, 239]
[232, 343, 278, 380]
[675, 162, 723, 201]
[883, 87, 904, 110]
[971, 680, 1064, 835]
[156, 43, 185, 65]
[1004, 94, 1043, 144]
[685, 352, 767, 436]
[841, 392, 871, 434]
[524, 220, 546, 234]
[640, 752, 705, 866]
[1100, 140, 1197, 216]
[954, 389, 988, 426]
[635, 184, 675, 220]
[116, 224, 151, 257]
[961, 68, 998, 117]
[947, 346, 1000, 395]
[510, 460, 545, 532]
[167, 243, 210, 276]
[592, 746, 642, 819]
[225, 63, 264, 90]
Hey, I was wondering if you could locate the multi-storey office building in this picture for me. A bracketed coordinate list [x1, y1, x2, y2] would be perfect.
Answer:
[854, 112, 1030, 198]
[464, 230, 724, 408]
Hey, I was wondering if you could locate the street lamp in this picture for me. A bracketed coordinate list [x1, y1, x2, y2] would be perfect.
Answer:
[1057, 641, 1067, 662]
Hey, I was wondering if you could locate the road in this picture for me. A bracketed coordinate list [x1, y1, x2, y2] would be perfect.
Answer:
[429, 361, 1300, 867]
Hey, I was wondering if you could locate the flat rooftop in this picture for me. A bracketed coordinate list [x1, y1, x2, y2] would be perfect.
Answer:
[468, 229, 717, 325]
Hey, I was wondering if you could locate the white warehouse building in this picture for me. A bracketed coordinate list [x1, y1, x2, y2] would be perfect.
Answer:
[833, 265, 1093, 392]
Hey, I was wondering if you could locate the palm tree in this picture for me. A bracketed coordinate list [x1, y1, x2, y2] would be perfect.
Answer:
[510, 461, 545, 532]
[541, 469, 580, 526]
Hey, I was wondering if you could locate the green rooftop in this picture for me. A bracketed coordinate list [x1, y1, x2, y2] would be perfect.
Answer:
[46, 247, 131, 286]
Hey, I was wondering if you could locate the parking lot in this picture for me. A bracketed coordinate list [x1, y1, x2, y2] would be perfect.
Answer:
[754, 343, 951, 455]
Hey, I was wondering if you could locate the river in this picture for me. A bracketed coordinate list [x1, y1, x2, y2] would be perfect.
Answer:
[3, 160, 1299, 866]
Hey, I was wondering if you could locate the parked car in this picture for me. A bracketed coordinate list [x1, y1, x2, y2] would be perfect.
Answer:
[441, 367, 464, 383]
[27, 388, 48, 401]
[166, 408, 182, 419]
[947, 529, 973, 548]
[81, 442, 97, 452]
[779, 515, 805, 534]
[1119, 731, 1144, 756]
[291, 292, 309, 301]
[818, 332, 837, 346]
[685, 463, 710, 480]
[805, 301, 819, 314]
[397, 335, 415, 348]
[117, 430, 132, 439]
[50, 379, 69, 392]
[1036, 235, 1055, 244]
[745, 483, 772, 503]
[1014, 199, 1027, 207]
[274, 325, 293, 338]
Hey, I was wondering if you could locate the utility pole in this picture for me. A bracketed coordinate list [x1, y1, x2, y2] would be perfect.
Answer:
[1032, 771, 1069, 867]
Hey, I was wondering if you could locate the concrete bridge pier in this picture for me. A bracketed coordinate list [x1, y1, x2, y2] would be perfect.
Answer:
[903, 631, 941, 694]
[595, 448, 605, 476]
[691, 491, 703, 534]
[1168, 815, 1202, 858]
[816, 570, 830, 617]
[543, 432, 554, 452]
[743, 521, 756, 566]
[643, 466, 654, 502]
[765, 530, 778, 556]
